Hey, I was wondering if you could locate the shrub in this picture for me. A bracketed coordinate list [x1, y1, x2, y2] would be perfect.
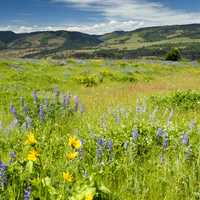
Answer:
[165, 48, 181, 61]
[150, 90, 200, 110]
[74, 75, 99, 87]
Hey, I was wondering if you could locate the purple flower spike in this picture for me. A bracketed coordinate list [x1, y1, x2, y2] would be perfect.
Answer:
[157, 128, 163, 138]
[39, 104, 45, 122]
[0, 161, 7, 171]
[9, 151, 16, 164]
[115, 115, 120, 124]
[0, 160, 8, 187]
[132, 129, 139, 141]
[10, 104, 17, 118]
[96, 147, 102, 161]
[25, 116, 32, 129]
[182, 133, 189, 145]
[163, 135, 169, 149]
[9, 151, 16, 159]
[97, 137, 104, 146]
[24, 186, 31, 200]
[107, 139, 113, 151]
[74, 96, 79, 112]
[32, 91, 38, 104]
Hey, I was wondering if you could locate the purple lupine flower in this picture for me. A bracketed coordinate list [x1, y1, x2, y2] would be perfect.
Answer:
[157, 128, 163, 138]
[9, 151, 16, 164]
[0, 160, 8, 187]
[107, 139, 113, 151]
[54, 85, 59, 98]
[39, 104, 45, 122]
[10, 104, 17, 118]
[115, 115, 120, 124]
[74, 96, 79, 112]
[132, 129, 139, 141]
[97, 137, 104, 146]
[96, 137, 104, 161]
[9, 151, 16, 159]
[0, 161, 7, 171]
[25, 116, 32, 129]
[182, 133, 189, 145]
[163, 135, 169, 149]
[32, 91, 38, 104]
[24, 186, 31, 200]
[78, 139, 84, 159]
[96, 146, 103, 161]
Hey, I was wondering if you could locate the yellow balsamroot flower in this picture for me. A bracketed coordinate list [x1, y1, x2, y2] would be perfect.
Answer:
[27, 149, 39, 161]
[63, 172, 73, 182]
[25, 133, 37, 145]
[68, 136, 81, 149]
[66, 151, 78, 160]
[85, 194, 94, 200]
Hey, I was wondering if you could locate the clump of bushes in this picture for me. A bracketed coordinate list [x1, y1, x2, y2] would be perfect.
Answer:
[165, 48, 181, 61]
[74, 74, 99, 87]
[150, 90, 200, 110]
[99, 69, 113, 78]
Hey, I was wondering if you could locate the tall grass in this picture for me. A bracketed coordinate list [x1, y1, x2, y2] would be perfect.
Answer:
[1, 59, 200, 199]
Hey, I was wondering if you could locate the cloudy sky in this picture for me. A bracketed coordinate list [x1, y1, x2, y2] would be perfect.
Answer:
[1, 0, 200, 34]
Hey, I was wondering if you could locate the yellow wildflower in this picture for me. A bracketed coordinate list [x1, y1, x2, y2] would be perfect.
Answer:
[68, 136, 81, 149]
[25, 133, 37, 145]
[85, 194, 94, 200]
[63, 172, 73, 182]
[66, 151, 78, 160]
[27, 149, 39, 161]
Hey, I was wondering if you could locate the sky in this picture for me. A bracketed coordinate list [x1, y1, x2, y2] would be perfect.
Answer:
[0, 0, 200, 34]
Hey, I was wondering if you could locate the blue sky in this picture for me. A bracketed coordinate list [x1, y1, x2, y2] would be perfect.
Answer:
[1, 0, 200, 34]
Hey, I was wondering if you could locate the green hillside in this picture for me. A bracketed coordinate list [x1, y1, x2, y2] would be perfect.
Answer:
[1, 24, 200, 59]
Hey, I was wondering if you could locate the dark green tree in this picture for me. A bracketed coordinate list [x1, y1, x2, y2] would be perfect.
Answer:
[165, 48, 181, 61]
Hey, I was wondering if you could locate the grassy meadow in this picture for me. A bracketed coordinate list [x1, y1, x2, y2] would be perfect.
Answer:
[1, 58, 200, 199]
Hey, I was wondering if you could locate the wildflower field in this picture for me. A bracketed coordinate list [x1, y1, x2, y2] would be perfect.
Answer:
[2, 58, 200, 200]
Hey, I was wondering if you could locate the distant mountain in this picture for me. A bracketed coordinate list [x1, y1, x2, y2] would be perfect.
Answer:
[1, 24, 200, 59]
[0, 30, 101, 50]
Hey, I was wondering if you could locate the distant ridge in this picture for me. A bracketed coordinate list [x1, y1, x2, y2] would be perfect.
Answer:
[1, 23, 200, 59]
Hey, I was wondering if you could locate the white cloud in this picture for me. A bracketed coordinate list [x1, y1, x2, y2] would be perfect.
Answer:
[0, 20, 144, 34]
[52, 0, 200, 24]
[1, 0, 200, 34]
